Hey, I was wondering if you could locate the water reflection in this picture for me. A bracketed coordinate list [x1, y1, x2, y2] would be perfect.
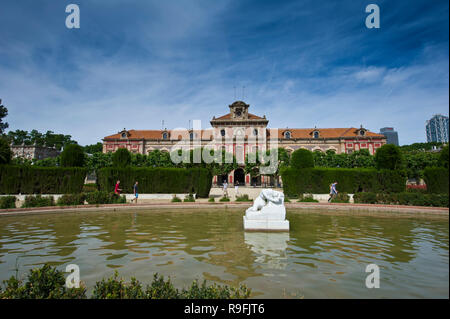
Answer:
[0, 210, 448, 298]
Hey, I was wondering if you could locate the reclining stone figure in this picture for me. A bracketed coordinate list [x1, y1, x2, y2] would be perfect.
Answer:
[245, 189, 287, 224]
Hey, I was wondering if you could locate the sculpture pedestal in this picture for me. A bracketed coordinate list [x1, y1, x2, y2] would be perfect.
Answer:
[243, 216, 289, 231]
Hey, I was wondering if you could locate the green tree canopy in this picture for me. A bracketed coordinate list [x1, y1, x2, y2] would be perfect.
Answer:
[0, 100, 9, 134]
[112, 148, 132, 167]
[84, 142, 103, 154]
[0, 137, 12, 164]
[60, 144, 85, 167]
[374, 144, 404, 170]
[290, 148, 314, 169]
[438, 145, 449, 168]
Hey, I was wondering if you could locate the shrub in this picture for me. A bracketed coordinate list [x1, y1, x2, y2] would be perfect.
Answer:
[235, 194, 252, 202]
[0, 165, 87, 194]
[219, 196, 230, 202]
[85, 191, 126, 204]
[57, 194, 86, 206]
[112, 148, 131, 168]
[284, 197, 291, 203]
[331, 192, 350, 203]
[374, 144, 403, 170]
[290, 149, 314, 169]
[60, 144, 85, 167]
[21, 195, 55, 208]
[183, 193, 195, 202]
[0, 138, 12, 165]
[0, 196, 16, 209]
[281, 167, 406, 196]
[0, 264, 86, 299]
[438, 145, 449, 168]
[1, 264, 249, 299]
[82, 184, 98, 193]
[353, 192, 448, 207]
[97, 167, 212, 198]
[297, 194, 318, 202]
[171, 195, 182, 202]
[208, 196, 215, 202]
[423, 168, 449, 194]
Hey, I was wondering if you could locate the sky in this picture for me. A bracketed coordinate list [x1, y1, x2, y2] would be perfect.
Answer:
[0, 0, 448, 146]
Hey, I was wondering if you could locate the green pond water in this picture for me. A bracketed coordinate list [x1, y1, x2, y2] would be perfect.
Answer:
[0, 209, 448, 298]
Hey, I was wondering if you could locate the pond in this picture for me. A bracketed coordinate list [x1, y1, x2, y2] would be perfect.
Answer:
[0, 209, 448, 298]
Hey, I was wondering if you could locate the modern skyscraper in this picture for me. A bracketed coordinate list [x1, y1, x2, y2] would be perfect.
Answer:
[379, 127, 399, 146]
[426, 114, 449, 143]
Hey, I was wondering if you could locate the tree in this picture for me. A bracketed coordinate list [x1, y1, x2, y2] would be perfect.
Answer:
[0, 137, 12, 164]
[0, 100, 8, 135]
[438, 145, 449, 168]
[60, 144, 85, 167]
[374, 144, 403, 170]
[112, 148, 131, 167]
[290, 148, 314, 169]
[84, 142, 103, 154]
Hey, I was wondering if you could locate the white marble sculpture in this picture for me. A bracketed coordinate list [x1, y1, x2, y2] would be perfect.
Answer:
[243, 189, 289, 231]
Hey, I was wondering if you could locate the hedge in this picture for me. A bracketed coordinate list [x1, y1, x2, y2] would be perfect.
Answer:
[354, 192, 448, 207]
[281, 167, 407, 196]
[0, 196, 16, 209]
[423, 168, 449, 194]
[0, 165, 87, 194]
[21, 195, 55, 208]
[97, 167, 212, 198]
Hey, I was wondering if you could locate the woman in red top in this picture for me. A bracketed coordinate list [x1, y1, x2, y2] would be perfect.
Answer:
[114, 180, 122, 195]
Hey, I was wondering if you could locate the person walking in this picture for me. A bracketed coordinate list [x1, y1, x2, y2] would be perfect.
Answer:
[114, 180, 122, 195]
[328, 181, 338, 202]
[131, 181, 139, 204]
[223, 181, 228, 197]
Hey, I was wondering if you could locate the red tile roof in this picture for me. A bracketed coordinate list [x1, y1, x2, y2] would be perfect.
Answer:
[271, 128, 385, 139]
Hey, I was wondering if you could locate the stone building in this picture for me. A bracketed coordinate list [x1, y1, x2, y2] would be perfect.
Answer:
[11, 144, 60, 160]
[103, 101, 386, 186]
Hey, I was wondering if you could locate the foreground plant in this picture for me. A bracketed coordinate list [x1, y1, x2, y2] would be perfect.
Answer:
[1, 264, 251, 299]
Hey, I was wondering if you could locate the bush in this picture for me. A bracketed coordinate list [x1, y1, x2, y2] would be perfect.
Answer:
[57, 194, 86, 206]
[354, 192, 448, 207]
[423, 168, 449, 194]
[112, 148, 132, 168]
[171, 195, 182, 202]
[290, 149, 314, 169]
[0, 264, 86, 299]
[331, 192, 350, 203]
[219, 196, 230, 202]
[374, 144, 403, 170]
[297, 194, 318, 202]
[60, 144, 85, 167]
[0, 165, 87, 194]
[438, 145, 449, 168]
[0, 138, 12, 165]
[21, 195, 55, 208]
[97, 167, 212, 198]
[281, 167, 406, 197]
[235, 194, 252, 202]
[208, 196, 215, 202]
[0, 264, 250, 299]
[183, 193, 195, 202]
[85, 191, 126, 204]
[82, 184, 98, 193]
[0, 196, 16, 209]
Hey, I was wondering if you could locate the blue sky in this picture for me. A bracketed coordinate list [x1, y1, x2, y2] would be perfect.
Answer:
[0, 0, 448, 145]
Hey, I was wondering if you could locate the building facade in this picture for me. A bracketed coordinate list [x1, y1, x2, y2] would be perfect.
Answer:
[103, 101, 386, 186]
[426, 114, 449, 143]
[11, 144, 60, 160]
[379, 127, 399, 146]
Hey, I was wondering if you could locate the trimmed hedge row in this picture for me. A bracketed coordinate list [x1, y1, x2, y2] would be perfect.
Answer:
[281, 168, 407, 196]
[423, 168, 449, 194]
[97, 167, 212, 198]
[353, 192, 449, 207]
[0, 196, 16, 209]
[0, 165, 87, 194]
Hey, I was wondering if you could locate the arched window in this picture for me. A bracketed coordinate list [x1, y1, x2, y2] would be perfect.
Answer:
[360, 130, 365, 136]
[220, 129, 226, 137]
[253, 128, 258, 136]
[313, 131, 319, 139]
[121, 132, 127, 138]
[284, 131, 291, 139]
[162, 132, 168, 140]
